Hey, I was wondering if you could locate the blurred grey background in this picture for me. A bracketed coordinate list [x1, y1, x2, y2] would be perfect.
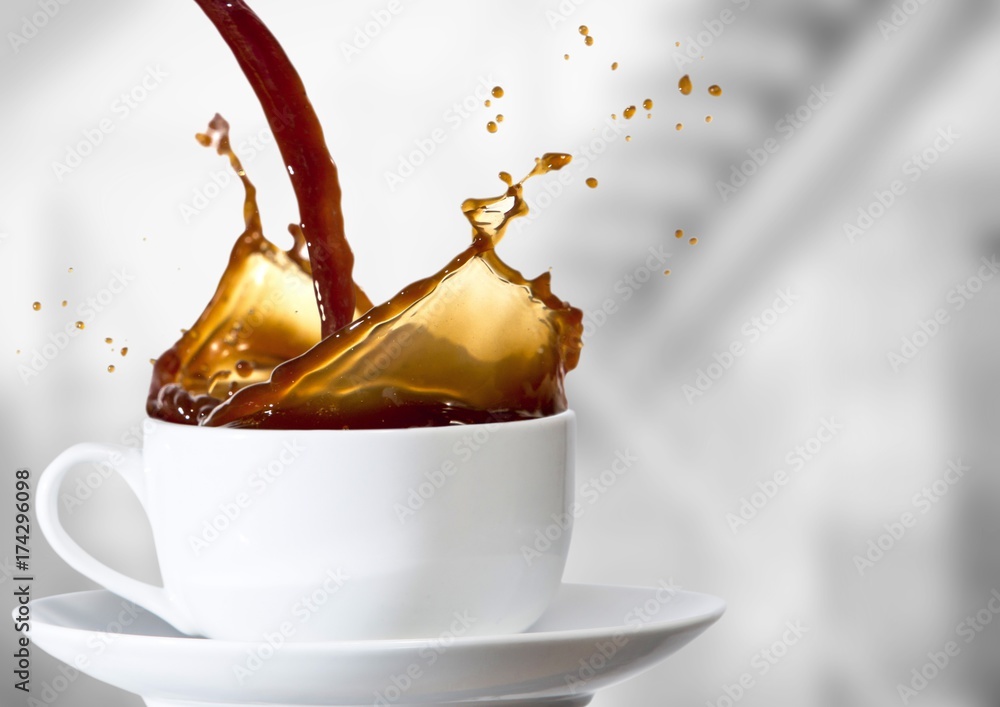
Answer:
[3, 0, 1000, 705]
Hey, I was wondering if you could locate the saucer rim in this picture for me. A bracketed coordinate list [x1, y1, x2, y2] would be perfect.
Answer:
[27, 582, 726, 650]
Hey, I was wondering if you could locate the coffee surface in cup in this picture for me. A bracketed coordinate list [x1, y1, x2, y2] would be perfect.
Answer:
[146, 0, 583, 429]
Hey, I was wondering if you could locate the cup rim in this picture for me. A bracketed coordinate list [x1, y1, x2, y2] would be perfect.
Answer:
[142, 409, 575, 437]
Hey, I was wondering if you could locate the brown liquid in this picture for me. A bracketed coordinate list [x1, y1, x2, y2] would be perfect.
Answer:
[487, 121, 499, 133]
[147, 2, 583, 429]
[585, 177, 598, 189]
[708, 84, 722, 96]
[491, 86, 504, 98]
[679, 75, 692, 95]
[623, 106, 637, 120]
[32, 302, 40, 311]
[201, 153, 582, 429]
[192, 0, 355, 336]
[611, 62, 618, 71]
[642, 98, 653, 110]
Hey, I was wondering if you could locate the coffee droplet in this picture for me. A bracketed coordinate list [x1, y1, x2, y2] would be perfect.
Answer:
[67, 267, 73, 273]
[675, 229, 684, 239]
[149, 358, 157, 365]
[491, 86, 504, 98]
[664, 269, 671, 276]
[75, 321, 85, 330]
[107, 365, 116, 373]
[676, 123, 684, 131]
[689, 237, 698, 245]
[611, 113, 617, 120]
[564, 53, 570, 60]
[496, 114, 504, 123]
[642, 98, 654, 110]
[579, 25, 588, 35]
[61, 300, 68, 307]
[679, 75, 692, 95]
[706, 115, 713, 123]
[623, 106, 637, 119]
[121, 346, 129, 357]
[625, 135, 632, 142]
[235, 359, 253, 378]
[585, 177, 598, 188]
[485, 99, 491, 107]
[584, 36, 594, 46]
[611, 61, 619, 70]
[709, 84, 722, 96]
[487, 121, 498, 133]
[32, 301, 41, 311]
[105, 337, 113, 344]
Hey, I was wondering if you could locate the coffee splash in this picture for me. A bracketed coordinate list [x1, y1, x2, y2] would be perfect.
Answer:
[147, 0, 582, 429]
[146, 115, 372, 425]
[203, 153, 581, 429]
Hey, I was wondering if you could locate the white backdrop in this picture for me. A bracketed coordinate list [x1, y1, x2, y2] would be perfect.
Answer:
[3, 0, 1000, 705]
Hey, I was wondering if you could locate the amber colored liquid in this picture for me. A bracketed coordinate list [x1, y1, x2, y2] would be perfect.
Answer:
[147, 2, 583, 430]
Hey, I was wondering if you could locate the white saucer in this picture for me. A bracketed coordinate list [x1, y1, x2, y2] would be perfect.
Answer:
[27, 583, 724, 707]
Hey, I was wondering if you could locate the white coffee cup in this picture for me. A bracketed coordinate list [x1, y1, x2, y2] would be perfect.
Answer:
[37, 412, 575, 641]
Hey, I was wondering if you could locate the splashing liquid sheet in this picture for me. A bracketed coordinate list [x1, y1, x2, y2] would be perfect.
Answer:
[147, 0, 583, 429]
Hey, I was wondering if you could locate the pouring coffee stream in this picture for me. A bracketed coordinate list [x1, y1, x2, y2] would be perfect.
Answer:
[146, 0, 583, 429]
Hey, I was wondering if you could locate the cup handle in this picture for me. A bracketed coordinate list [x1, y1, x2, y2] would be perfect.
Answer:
[36, 442, 201, 636]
